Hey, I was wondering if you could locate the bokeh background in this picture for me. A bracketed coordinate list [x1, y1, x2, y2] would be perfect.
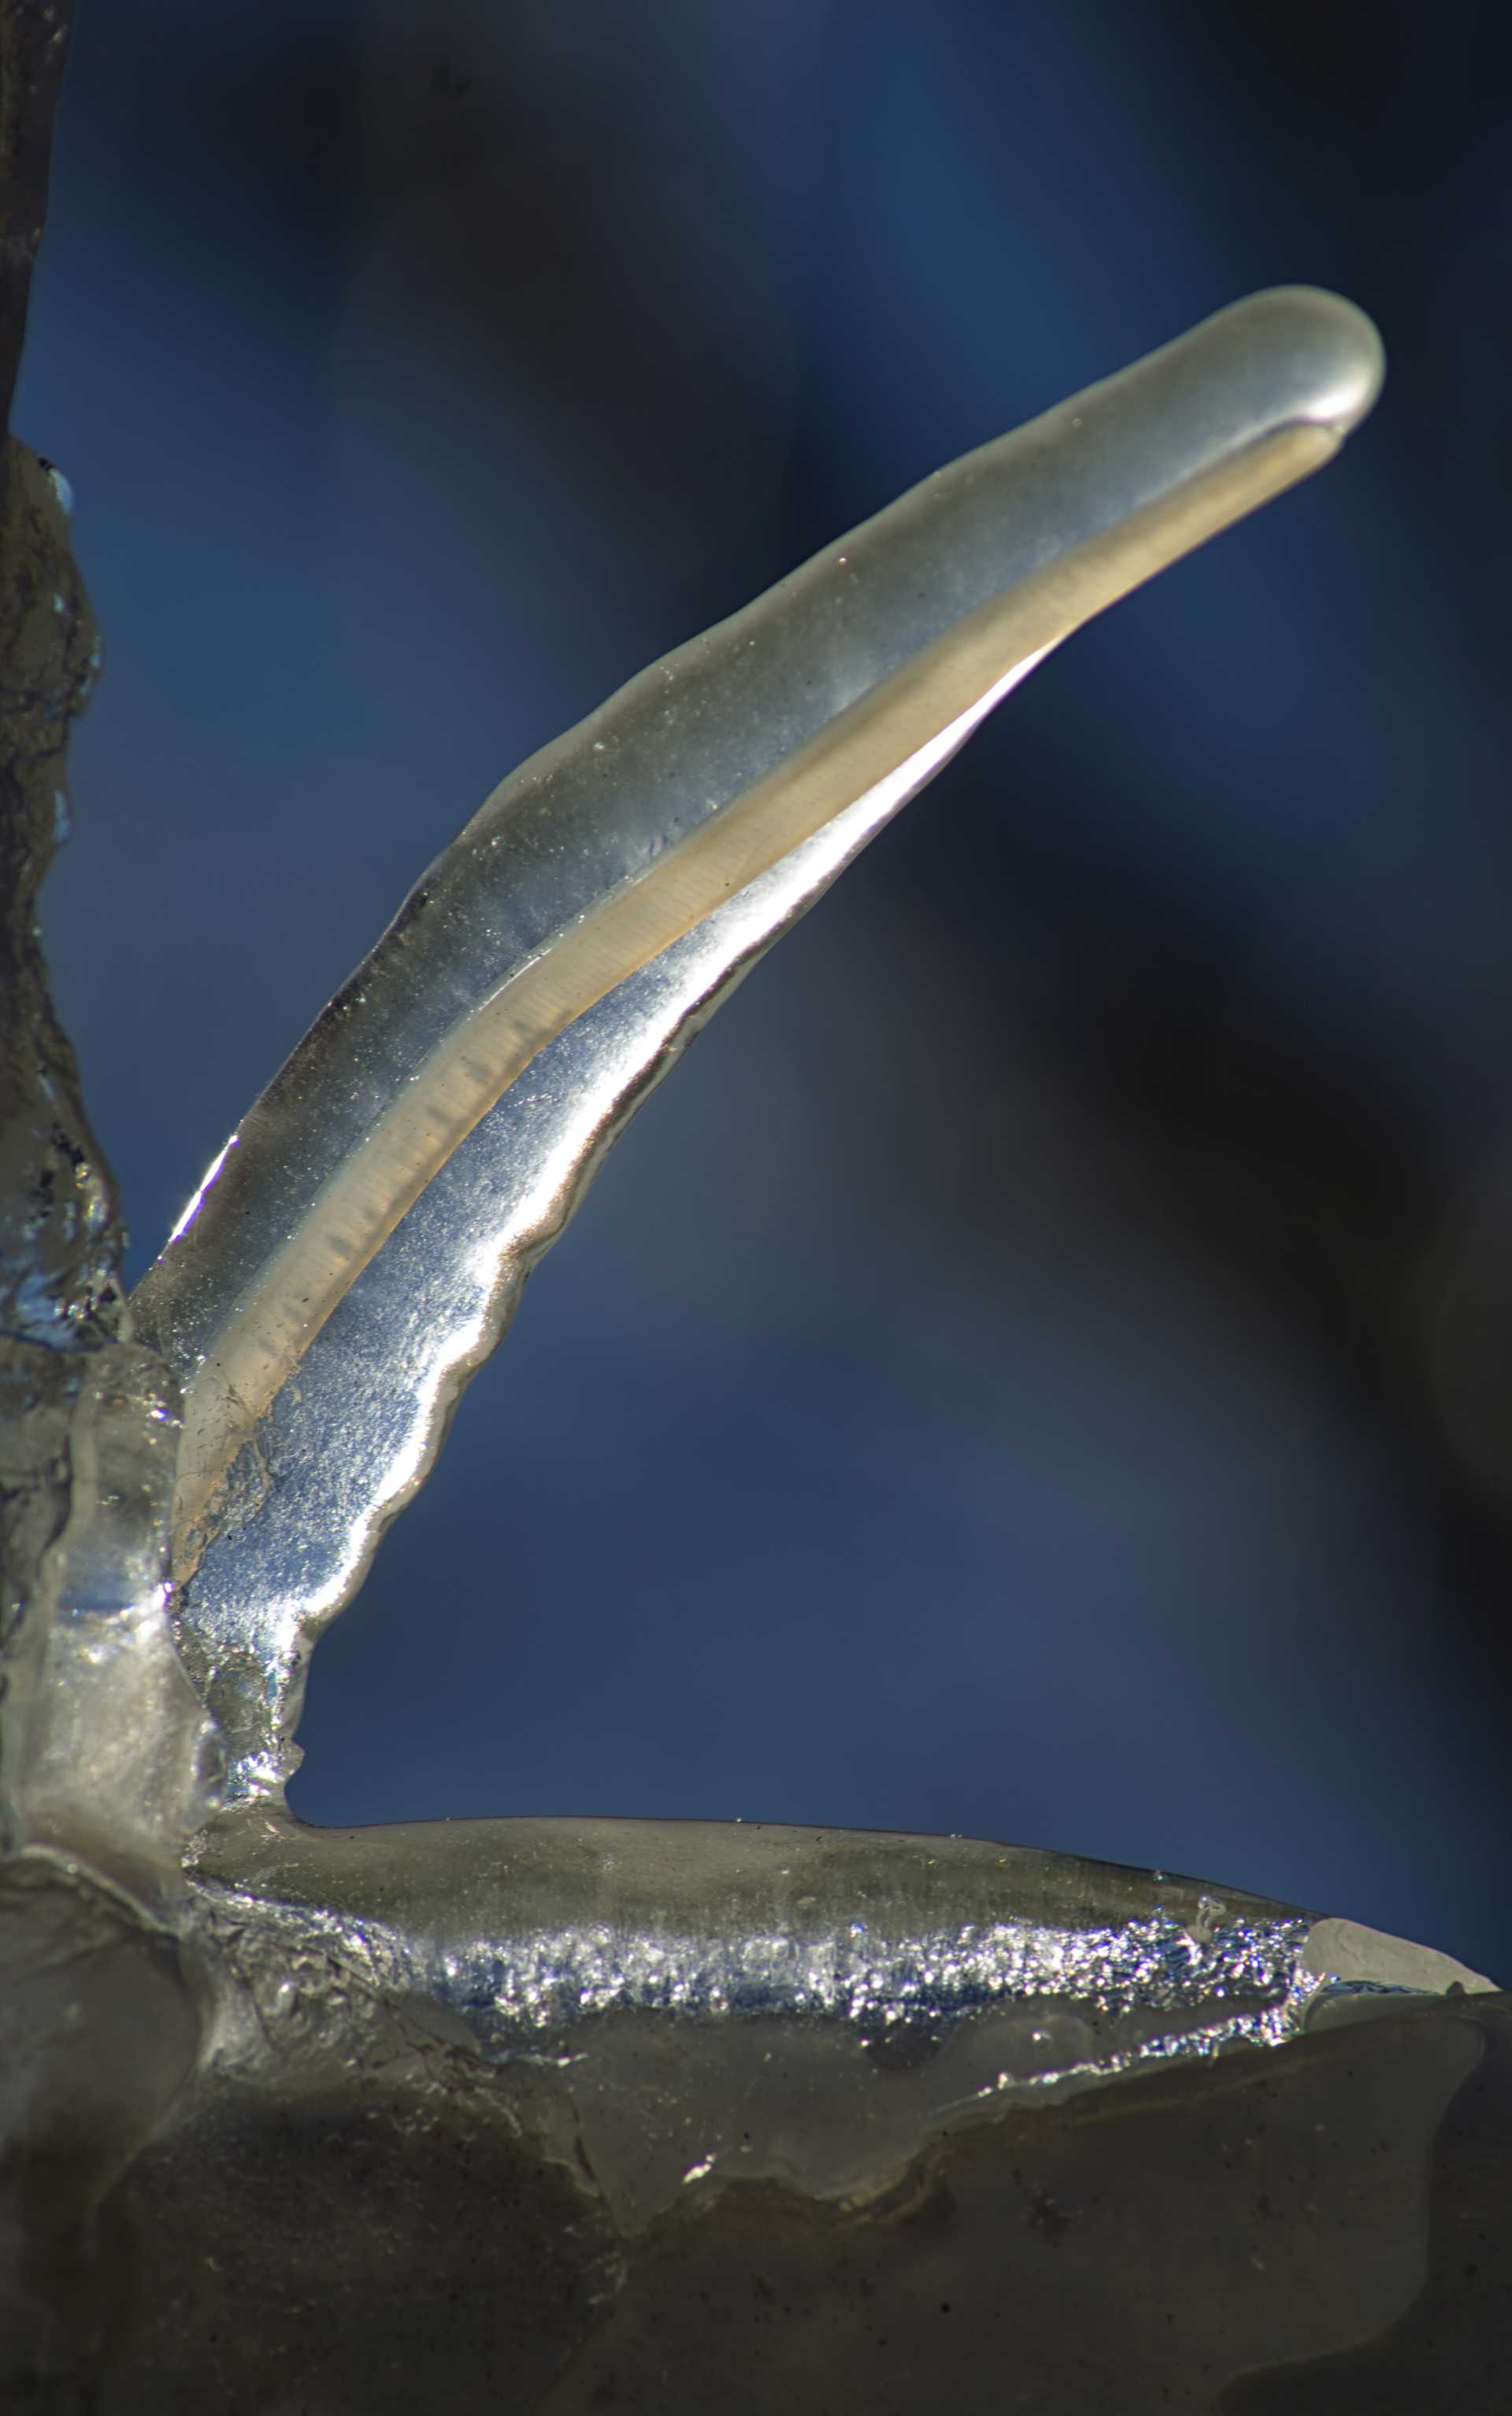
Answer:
[19, 1, 1512, 1974]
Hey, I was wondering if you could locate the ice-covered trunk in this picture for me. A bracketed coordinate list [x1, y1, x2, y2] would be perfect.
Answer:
[0, 30, 218, 2372]
[0, 437, 115, 1826]
[0, 438, 218, 1887]
[0, 443, 215, 2390]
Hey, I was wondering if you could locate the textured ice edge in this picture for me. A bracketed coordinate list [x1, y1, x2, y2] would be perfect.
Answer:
[194, 1877, 1384, 2064]
[190, 1873, 1472, 2233]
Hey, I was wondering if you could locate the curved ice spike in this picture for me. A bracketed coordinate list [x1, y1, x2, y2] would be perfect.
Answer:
[131, 287, 1383, 1800]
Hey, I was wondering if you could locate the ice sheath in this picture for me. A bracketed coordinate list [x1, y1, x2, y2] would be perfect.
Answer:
[132, 287, 1383, 1803]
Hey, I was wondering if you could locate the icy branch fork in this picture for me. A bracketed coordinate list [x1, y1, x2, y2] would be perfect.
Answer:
[130, 287, 1384, 1801]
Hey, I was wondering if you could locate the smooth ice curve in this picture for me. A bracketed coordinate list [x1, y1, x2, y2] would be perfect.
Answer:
[129, 287, 1384, 1798]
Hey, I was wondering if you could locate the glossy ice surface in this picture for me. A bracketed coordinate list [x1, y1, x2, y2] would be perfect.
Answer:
[7, 275, 1508, 2410]
[129, 287, 1383, 1803]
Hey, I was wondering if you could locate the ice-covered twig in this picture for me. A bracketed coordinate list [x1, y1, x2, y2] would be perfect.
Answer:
[132, 288, 1383, 1800]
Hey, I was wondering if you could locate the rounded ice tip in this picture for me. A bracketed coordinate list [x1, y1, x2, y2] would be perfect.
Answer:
[1214, 285, 1385, 440]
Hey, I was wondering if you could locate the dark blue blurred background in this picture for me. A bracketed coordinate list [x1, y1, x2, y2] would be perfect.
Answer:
[18, 1, 1512, 1973]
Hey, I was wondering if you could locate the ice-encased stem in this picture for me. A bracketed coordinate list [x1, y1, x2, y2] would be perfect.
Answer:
[132, 288, 1382, 1801]
[145, 291, 1383, 1558]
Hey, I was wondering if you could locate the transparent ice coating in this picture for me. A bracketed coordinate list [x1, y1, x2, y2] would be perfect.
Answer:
[17, 1343, 223, 1882]
[8, 280, 1512, 2407]
[88, 1867, 1512, 2408]
[129, 287, 1385, 1801]
[180, 1812, 1496, 2284]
